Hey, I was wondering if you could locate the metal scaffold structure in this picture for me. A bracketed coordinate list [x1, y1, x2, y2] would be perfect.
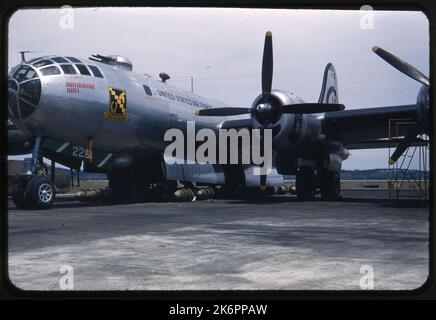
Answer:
[388, 119, 429, 200]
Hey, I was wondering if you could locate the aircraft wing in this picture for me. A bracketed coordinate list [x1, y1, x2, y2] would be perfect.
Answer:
[344, 137, 428, 150]
[322, 104, 419, 149]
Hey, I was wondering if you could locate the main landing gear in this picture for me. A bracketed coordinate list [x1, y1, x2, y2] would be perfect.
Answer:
[318, 169, 341, 200]
[11, 137, 57, 210]
[296, 166, 317, 201]
[295, 166, 341, 201]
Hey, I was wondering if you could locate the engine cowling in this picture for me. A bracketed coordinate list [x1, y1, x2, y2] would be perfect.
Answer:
[251, 90, 323, 156]
[416, 85, 429, 134]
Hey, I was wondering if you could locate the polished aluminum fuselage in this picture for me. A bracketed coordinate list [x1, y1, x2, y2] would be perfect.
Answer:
[9, 56, 319, 162]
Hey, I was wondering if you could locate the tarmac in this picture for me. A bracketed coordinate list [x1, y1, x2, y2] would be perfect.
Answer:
[7, 190, 430, 291]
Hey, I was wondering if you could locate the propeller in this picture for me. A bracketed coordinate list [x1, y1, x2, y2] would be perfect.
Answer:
[195, 31, 346, 189]
[372, 46, 429, 86]
[372, 46, 430, 164]
[262, 31, 273, 97]
[389, 127, 419, 165]
[259, 128, 267, 191]
[195, 103, 344, 116]
[195, 31, 345, 119]
[277, 103, 344, 114]
[195, 107, 251, 116]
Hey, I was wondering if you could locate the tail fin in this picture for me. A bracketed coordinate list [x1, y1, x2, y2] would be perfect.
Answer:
[318, 63, 339, 104]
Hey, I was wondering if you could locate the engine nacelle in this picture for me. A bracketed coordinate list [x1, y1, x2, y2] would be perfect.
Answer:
[251, 90, 323, 157]
[416, 85, 430, 134]
[324, 149, 350, 172]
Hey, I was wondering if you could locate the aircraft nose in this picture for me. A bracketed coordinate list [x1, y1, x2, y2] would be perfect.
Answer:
[8, 64, 41, 120]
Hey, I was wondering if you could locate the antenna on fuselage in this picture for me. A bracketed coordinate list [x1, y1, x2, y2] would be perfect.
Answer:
[89, 54, 112, 63]
[19, 50, 40, 63]
[159, 72, 170, 83]
[89, 54, 133, 71]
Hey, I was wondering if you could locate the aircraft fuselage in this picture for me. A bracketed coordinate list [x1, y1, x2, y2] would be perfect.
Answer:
[8, 55, 320, 164]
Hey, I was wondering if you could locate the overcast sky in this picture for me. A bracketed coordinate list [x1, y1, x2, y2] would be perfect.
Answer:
[8, 8, 429, 169]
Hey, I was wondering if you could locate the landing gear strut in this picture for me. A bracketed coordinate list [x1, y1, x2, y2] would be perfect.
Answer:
[296, 166, 316, 201]
[11, 137, 57, 210]
[318, 170, 341, 200]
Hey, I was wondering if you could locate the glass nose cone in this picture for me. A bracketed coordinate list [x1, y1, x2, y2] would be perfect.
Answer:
[8, 65, 41, 119]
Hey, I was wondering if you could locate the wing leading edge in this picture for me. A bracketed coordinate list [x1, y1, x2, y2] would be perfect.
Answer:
[322, 104, 419, 149]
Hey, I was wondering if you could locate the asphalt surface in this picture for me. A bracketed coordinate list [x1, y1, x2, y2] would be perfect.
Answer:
[7, 190, 429, 290]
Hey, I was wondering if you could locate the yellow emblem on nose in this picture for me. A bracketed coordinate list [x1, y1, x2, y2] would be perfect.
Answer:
[103, 87, 128, 122]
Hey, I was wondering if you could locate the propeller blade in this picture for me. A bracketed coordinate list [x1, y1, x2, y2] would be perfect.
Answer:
[259, 128, 267, 191]
[389, 126, 419, 164]
[260, 174, 267, 191]
[195, 107, 252, 117]
[278, 103, 345, 114]
[372, 46, 430, 86]
[262, 31, 273, 96]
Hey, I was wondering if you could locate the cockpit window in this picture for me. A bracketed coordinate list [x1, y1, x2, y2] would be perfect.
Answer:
[13, 66, 37, 82]
[13, 68, 27, 82]
[40, 65, 61, 76]
[75, 64, 91, 76]
[8, 64, 41, 120]
[66, 57, 81, 63]
[88, 65, 103, 78]
[33, 59, 53, 68]
[143, 85, 153, 96]
[19, 79, 41, 105]
[8, 79, 18, 92]
[60, 64, 77, 75]
[52, 57, 69, 63]
[19, 99, 36, 118]
[8, 92, 19, 119]
[26, 68, 37, 79]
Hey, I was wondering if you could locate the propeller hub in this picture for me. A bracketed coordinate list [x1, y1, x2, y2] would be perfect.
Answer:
[253, 99, 281, 127]
[256, 103, 272, 113]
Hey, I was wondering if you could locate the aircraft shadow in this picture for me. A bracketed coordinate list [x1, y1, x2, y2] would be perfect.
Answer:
[8, 194, 429, 210]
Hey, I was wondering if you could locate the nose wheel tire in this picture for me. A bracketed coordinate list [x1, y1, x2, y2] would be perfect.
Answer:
[27, 175, 56, 209]
[12, 176, 56, 210]
[11, 187, 31, 210]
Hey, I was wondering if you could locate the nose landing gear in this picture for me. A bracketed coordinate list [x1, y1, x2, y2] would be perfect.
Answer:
[11, 137, 57, 210]
[12, 175, 56, 210]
